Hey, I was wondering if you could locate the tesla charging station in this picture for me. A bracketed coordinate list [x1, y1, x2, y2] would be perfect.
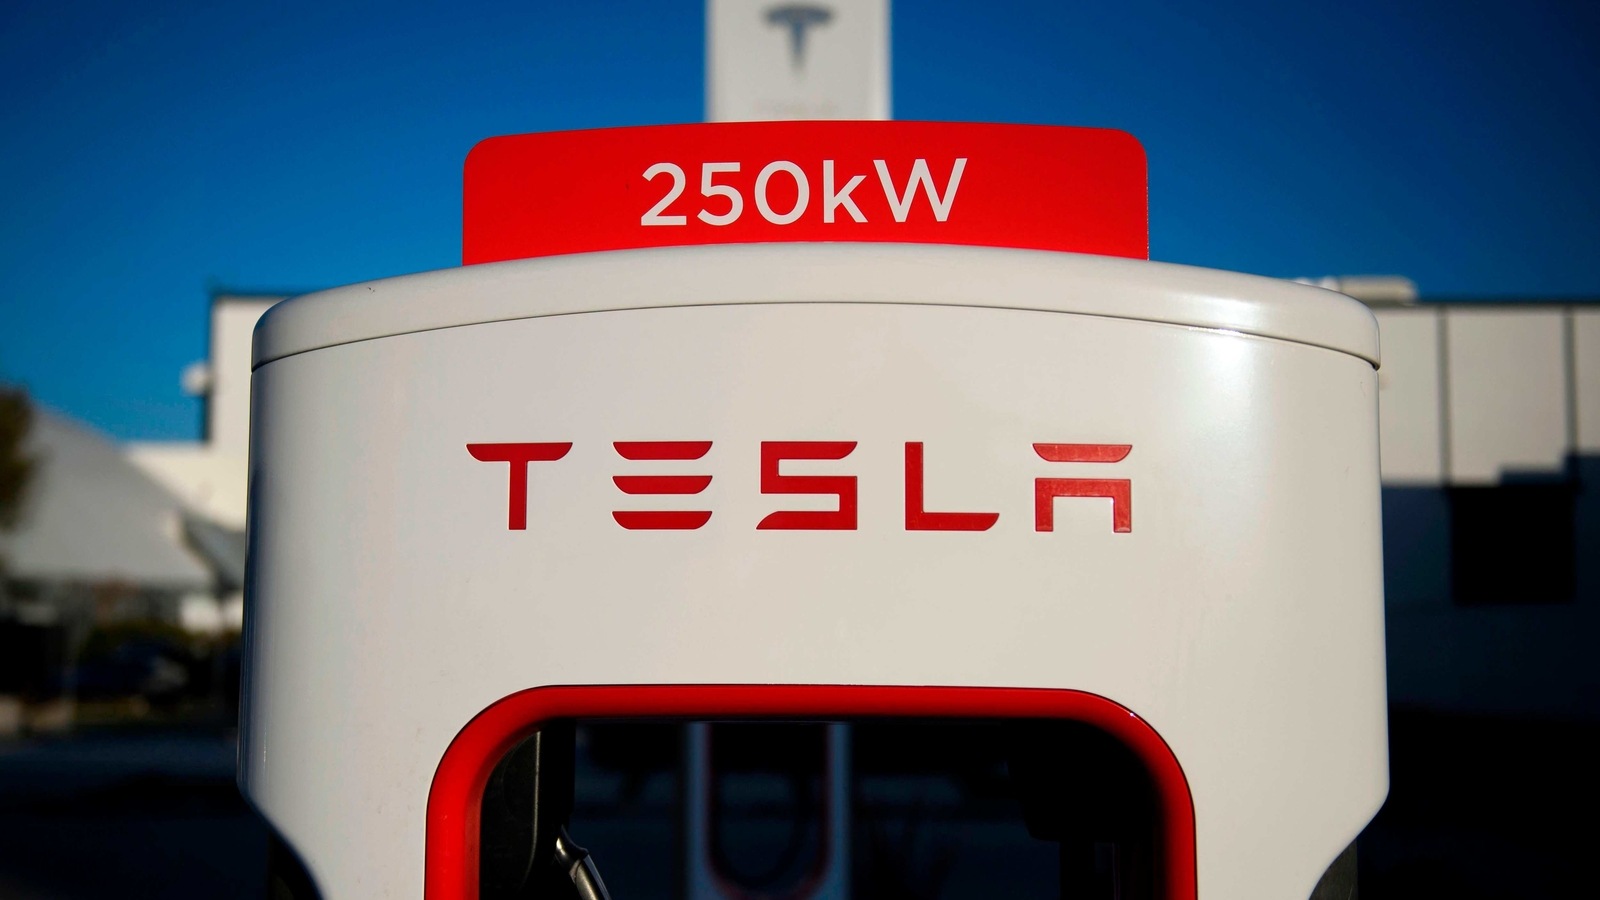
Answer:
[239, 120, 1387, 900]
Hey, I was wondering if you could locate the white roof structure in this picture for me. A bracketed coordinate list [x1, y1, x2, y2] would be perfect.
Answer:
[0, 409, 212, 591]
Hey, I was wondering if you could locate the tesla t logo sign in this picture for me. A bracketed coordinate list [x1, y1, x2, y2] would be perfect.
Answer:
[766, 4, 832, 71]
[466, 440, 1132, 534]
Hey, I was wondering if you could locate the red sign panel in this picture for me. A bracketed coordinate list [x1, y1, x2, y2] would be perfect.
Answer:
[463, 121, 1146, 264]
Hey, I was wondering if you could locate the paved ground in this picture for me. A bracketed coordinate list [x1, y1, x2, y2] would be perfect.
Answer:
[1356, 710, 1592, 899]
[0, 730, 266, 900]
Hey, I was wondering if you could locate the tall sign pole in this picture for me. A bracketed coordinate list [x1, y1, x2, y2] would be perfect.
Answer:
[702, 6, 884, 897]
[707, 0, 890, 121]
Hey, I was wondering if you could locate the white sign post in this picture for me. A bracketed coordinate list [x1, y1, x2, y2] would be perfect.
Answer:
[707, 0, 890, 121]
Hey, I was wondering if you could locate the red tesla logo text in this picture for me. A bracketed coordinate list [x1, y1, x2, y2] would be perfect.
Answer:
[612, 441, 714, 530]
[465, 440, 1132, 533]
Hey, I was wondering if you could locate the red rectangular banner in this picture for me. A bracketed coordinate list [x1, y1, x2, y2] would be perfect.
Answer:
[463, 121, 1147, 265]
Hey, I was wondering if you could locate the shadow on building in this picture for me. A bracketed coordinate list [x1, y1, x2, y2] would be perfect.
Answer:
[1360, 456, 1600, 898]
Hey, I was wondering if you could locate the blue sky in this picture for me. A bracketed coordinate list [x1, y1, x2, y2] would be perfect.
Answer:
[1, 0, 1597, 440]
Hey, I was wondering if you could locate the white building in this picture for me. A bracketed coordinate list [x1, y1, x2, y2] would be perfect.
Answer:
[1357, 282, 1600, 720]
[128, 294, 281, 531]
[104, 293, 283, 635]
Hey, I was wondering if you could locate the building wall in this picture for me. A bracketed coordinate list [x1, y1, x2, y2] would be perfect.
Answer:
[125, 442, 250, 529]
[1373, 309, 1443, 483]
[209, 297, 277, 456]
[126, 295, 279, 531]
[1375, 304, 1600, 719]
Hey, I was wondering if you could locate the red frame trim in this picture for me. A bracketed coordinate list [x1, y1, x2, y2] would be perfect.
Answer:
[425, 685, 1197, 900]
